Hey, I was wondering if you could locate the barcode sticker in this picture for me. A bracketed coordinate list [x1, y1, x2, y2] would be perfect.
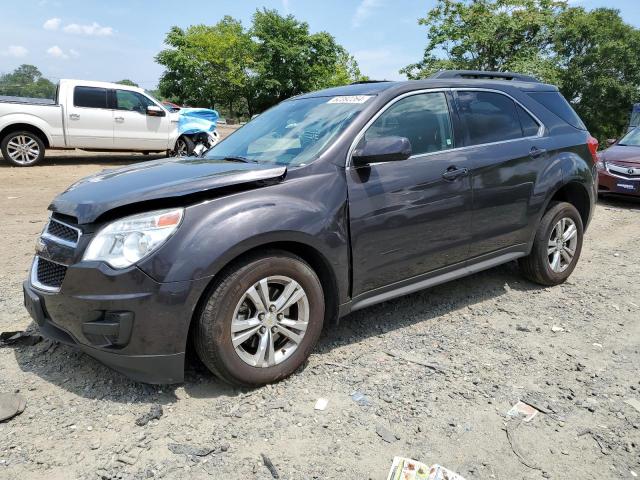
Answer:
[327, 95, 373, 104]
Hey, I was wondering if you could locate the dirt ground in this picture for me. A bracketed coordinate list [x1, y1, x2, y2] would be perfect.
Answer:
[0, 148, 639, 480]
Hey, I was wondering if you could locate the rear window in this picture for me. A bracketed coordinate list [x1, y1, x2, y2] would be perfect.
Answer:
[74, 86, 108, 109]
[527, 91, 586, 130]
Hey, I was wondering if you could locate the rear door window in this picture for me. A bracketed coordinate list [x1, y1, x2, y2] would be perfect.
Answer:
[74, 86, 108, 109]
[364, 92, 454, 156]
[456, 91, 523, 146]
[527, 91, 586, 130]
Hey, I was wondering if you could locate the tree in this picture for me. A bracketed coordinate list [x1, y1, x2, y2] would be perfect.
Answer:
[155, 10, 364, 118]
[156, 17, 255, 116]
[553, 8, 640, 141]
[115, 79, 139, 87]
[402, 1, 640, 142]
[0, 64, 56, 99]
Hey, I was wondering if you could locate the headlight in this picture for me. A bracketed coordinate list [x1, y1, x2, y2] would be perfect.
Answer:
[83, 208, 183, 269]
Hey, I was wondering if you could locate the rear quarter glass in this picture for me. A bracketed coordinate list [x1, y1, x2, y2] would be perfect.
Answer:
[527, 91, 587, 130]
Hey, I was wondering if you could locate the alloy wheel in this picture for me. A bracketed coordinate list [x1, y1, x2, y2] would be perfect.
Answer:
[6, 135, 40, 165]
[547, 217, 578, 273]
[231, 275, 309, 368]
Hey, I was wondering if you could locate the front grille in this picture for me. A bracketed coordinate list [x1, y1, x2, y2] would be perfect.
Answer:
[607, 163, 640, 179]
[36, 257, 67, 289]
[46, 219, 80, 244]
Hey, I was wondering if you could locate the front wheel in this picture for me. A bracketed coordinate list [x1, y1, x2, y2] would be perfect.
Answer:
[1, 131, 45, 166]
[519, 201, 584, 286]
[173, 136, 194, 157]
[194, 251, 325, 387]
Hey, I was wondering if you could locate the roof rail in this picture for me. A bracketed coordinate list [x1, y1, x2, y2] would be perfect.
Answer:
[430, 70, 540, 83]
[350, 80, 392, 85]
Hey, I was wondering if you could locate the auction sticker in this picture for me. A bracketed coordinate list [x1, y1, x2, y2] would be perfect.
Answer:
[327, 95, 373, 104]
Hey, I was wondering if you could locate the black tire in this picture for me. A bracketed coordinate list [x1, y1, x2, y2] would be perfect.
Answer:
[1, 131, 45, 167]
[173, 136, 195, 157]
[518, 201, 584, 286]
[194, 250, 325, 387]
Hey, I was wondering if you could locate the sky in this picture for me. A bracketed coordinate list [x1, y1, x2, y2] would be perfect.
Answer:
[1, 0, 639, 90]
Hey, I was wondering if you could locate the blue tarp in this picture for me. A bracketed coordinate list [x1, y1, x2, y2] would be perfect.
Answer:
[177, 108, 219, 135]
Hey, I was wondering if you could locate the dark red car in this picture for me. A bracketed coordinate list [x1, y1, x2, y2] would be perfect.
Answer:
[598, 128, 640, 197]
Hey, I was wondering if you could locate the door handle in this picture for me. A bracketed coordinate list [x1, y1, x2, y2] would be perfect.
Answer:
[442, 166, 469, 181]
[69, 113, 80, 120]
[114, 116, 124, 122]
[529, 146, 547, 159]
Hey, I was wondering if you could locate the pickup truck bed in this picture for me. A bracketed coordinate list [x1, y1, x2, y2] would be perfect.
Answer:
[0, 96, 56, 105]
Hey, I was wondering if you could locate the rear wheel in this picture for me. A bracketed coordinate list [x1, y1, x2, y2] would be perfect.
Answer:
[194, 251, 325, 387]
[519, 201, 584, 285]
[1, 131, 45, 166]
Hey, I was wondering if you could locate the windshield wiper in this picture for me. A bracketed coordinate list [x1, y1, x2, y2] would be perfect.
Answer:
[220, 156, 259, 164]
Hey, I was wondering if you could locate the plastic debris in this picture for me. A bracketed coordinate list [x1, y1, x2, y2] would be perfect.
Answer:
[0, 331, 42, 347]
[507, 401, 539, 422]
[550, 325, 565, 333]
[0, 393, 26, 422]
[314, 398, 328, 411]
[386, 457, 467, 480]
[351, 391, 371, 406]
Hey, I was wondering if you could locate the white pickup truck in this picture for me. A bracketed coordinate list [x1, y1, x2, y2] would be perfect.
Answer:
[0, 79, 189, 166]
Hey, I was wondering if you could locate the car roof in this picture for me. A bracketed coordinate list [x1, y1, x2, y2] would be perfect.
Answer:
[293, 78, 557, 100]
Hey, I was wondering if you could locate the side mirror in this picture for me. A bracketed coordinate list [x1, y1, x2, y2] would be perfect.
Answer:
[352, 136, 412, 167]
[147, 105, 166, 117]
[606, 138, 617, 147]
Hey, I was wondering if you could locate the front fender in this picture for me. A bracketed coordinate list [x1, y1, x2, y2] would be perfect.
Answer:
[137, 169, 350, 300]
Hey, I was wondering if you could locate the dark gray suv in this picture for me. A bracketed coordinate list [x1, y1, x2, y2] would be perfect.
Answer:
[23, 71, 598, 386]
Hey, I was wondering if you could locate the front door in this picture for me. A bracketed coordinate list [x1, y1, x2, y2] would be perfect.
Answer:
[113, 89, 170, 151]
[65, 86, 114, 149]
[347, 91, 474, 297]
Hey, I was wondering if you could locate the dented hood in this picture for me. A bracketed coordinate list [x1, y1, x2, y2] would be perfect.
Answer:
[49, 157, 287, 224]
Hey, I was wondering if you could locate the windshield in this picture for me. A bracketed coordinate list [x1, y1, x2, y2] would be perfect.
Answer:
[204, 95, 372, 166]
[618, 127, 640, 146]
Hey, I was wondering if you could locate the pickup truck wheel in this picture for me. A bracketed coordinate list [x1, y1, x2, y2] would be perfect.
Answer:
[174, 136, 194, 157]
[518, 201, 584, 286]
[194, 251, 325, 387]
[1, 131, 45, 167]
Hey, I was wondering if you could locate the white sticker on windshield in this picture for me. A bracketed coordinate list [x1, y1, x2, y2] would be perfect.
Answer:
[327, 95, 373, 104]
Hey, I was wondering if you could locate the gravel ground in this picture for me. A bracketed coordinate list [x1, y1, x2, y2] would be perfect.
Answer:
[0, 150, 639, 480]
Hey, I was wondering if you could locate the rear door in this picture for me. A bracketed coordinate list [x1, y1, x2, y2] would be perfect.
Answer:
[113, 89, 170, 151]
[347, 90, 474, 296]
[453, 89, 544, 258]
[65, 86, 114, 148]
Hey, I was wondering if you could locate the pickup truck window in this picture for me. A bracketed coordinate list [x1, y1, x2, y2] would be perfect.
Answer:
[457, 91, 523, 146]
[74, 86, 108, 109]
[115, 90, 155, 113]
[364, 92, 454, 156]
[204, 96, 369, 167]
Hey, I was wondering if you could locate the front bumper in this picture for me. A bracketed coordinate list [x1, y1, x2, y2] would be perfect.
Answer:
[23, 261, 210, 384]
[598, 168, 640, 197]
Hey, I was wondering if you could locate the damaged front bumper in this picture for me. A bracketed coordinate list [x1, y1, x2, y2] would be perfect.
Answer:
[23, 258, 209, 384]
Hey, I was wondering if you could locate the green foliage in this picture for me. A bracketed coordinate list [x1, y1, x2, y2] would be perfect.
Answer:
[403, 0, 640, 142]
[156, 9, 364, 119]
[115, 79, 139, 87]
[0, 64, 56, 99]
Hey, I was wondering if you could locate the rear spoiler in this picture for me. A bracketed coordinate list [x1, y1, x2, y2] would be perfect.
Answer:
[430, 70, 541, 83]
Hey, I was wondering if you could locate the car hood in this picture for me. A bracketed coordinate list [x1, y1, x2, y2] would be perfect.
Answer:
[601, 145, 640, 166]
[50, 157, 287, 224]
